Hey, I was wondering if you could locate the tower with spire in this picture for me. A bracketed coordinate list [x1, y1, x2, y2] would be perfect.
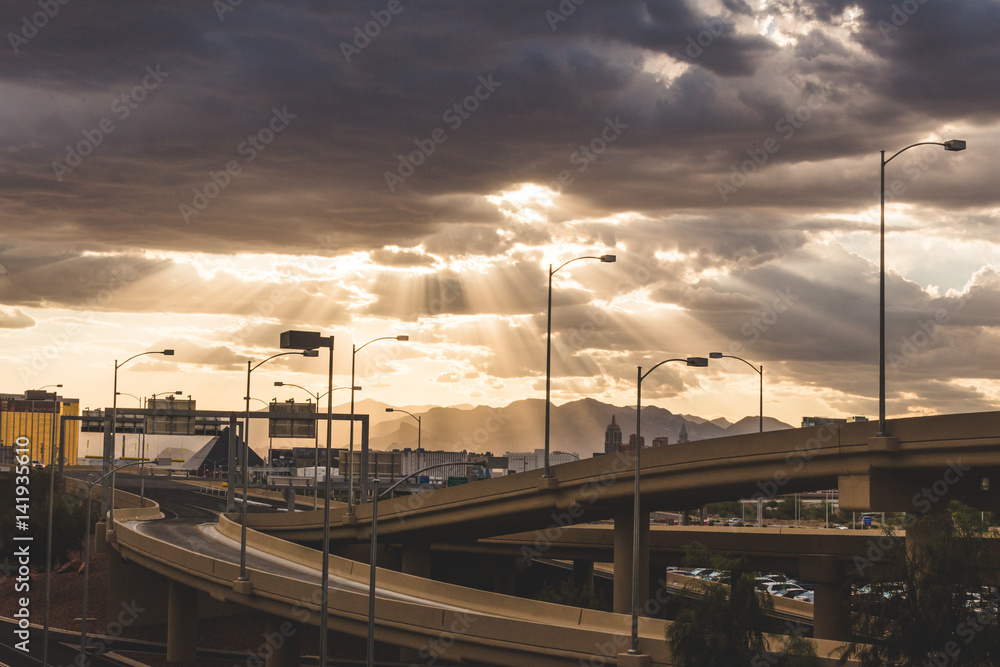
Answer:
[677, 421, 689, 443]
[604, 415, 623, 455]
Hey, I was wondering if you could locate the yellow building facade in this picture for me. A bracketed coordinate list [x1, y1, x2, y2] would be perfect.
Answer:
[1, 392, 80, 466]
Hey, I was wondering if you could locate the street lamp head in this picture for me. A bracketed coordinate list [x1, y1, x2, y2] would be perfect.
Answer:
[600, 254, 616, 263]
[709, 352, 723, 359]
[385, 408, 394, 412]
[396, 335, 409, 341]
[274, 381, 284, 386]
[943, 139, 966, 152]
[302, 349, 320, 357]
[162, 349, 175, 356]
[686, 357, 709, 367]
[173, 390, 182, 394]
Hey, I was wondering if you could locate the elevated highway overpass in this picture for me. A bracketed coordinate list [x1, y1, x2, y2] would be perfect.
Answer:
[247, 411, 1000, 546]
[79, 410, 1000, 665]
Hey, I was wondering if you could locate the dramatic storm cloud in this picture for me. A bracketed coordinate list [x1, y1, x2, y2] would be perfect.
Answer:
[2, 0, 999, 432]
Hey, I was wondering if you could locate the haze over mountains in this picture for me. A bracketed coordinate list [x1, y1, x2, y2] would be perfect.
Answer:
[332, 398, 792, 459]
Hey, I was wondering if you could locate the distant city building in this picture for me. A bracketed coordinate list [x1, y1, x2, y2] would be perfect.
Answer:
[626, 433, 645, 451]
[651, 436, 670, 448]
[0, 391, 80, 466]
[604, 415, 623, 454]
[400, 448, 471, 480]
[677, 422, 689, 443]
[340, 449, 403, 481]
[505, 448, 579, 472]
[801, 416, 869, 428]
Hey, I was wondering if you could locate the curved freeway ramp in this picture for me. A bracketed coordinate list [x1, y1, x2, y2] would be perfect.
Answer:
[108, 504, 853, 666]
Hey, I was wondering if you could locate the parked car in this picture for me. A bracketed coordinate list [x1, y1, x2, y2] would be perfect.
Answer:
[760, 582, 796, 596]
[778, 587, 808, 598]
[794, 590, 815, 603]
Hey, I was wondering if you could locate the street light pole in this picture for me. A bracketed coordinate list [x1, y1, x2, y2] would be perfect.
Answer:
[275, 381, 359, 509]
[80, 460, 152, 664]
[878, 138, 966, 436]
[630, 356, 707, 656]
[239, 350, 317, 583]
[385, 407, 421, 452]
[347, 335, 409, 515]
[108, 349, 174, 517]
[278, 330, 342, 667]
[42, 389, 59, 667]
[544, 254, 616, 478]
[708, 352, 763, 432]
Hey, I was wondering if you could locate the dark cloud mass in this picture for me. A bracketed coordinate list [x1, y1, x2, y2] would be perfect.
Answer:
[1, 0, 999, 423]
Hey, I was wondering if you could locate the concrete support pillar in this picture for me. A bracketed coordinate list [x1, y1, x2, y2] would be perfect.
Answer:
[265, 615, 301, 667]
[284, 487, 296, 511]
[614, 506, 650, 615]
[573, 560, 595, 596]
[801, 555, 850, 641]
[167, 581, 198, 663]
[401, 541, 432, 578]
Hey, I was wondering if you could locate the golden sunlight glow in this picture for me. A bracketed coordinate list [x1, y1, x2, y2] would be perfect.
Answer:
[486, 183, 559, 224]
[644, 51, 690, 86]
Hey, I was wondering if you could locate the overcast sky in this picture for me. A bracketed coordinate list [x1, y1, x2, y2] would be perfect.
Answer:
[2, 0, 999, 436]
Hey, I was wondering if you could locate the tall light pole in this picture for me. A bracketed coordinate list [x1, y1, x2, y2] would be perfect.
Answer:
[278, 330, 338, 667]
[108, 349, 174, 517]
[545, 254, 616, 478]
[347, 335, 409, 514]
[630, 356, 708, 656]
[115, 390, 143, 458]
[708, 352, 763, 432]
[878, 138, 966, 435]
[385, 407, 421, 459]
[274, 381, 360, 509]
[41, 388, 59, 667]
[239, 349, 317, 584]
[79, 460, 151, 665]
